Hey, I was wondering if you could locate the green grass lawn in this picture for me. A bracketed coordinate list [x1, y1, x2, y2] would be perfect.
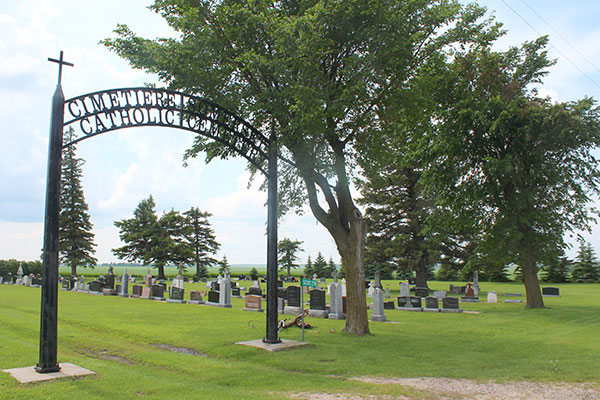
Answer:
[1, 281, 599, 399]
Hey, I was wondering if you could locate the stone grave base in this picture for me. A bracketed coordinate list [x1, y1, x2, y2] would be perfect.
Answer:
[206, 302, 232, 308]
[371, 315, 387, 322]
[166, 299, 186, 304]
[441, 308, 463, 313]
[88, 291, 103, 296]
[328, 313, 346, 320]
[102, 289, 117, 296]
[232, 295, 243, 298]
[243, 307, 264, 312]
[118, 293, 129, 298]
[504, 299, 522, 303]
[308, 309, 328, 318]
[397, 307, 423, 312]
[283, 306, 303, 315]
[151, 297, 166, 301]
[423, 308, 441, 312]
[3, 363, 95, 384]
[235, 339, 309, 352]
[461, 297, 480, 303]
[542, 294, 561, 297]
[188, 300, 205, 305]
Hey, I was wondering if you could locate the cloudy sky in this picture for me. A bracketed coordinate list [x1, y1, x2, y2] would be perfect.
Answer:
[1, 0, 599, 265]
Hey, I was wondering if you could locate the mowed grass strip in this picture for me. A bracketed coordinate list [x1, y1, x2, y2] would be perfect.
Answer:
[0, 281, 599, 399]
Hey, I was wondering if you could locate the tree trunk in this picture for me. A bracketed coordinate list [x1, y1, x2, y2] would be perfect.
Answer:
[196, 262, 200, 279]
[71, 264, 77, 278]
[287, 266, 291, 280]
[415, 262, 429, 289]
[519, 240, 545, 308]
[336, 211, 370, 335]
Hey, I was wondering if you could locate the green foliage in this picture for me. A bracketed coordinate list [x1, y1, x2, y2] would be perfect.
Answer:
[249, 266, 259, 280]
[113, 196, 194, 279]
[0, 259, 42, 277]
[277, 238, 303, 278]
[303, 255, 313, 277]
[571, 241, 600, 283]
[436, 263, 460, 281]
[541, 254, 571, 283]
[59, 127, 97, 276]
[218, 256, 230, 275]
[312, 252, 328, 278]
[183, 207, 220, 278]
[425, 37, 600, 306]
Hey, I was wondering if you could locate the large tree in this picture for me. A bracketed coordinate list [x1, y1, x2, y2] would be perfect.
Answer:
[113, 196, 192, 279]
[183, 207, 220, 279]
[426, 37, 600, 307]
[59, 127, 97, 277]
[104, 0, 496, 334]
[278, 237, 303, 280]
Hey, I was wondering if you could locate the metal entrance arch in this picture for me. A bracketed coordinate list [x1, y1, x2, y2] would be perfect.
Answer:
[37, 52, 280, 373]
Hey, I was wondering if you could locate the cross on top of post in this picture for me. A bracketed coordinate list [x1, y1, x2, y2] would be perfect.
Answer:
[48, 51, 74, 86]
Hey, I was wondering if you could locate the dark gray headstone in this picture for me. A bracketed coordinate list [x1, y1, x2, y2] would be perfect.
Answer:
[232, 287, 241, 296]
[105, 274, 115, 290]
[425, 296, 439, 309]
[309, 289, 326, 310]
[542, 287, 560, 296]
[397, 296, 409, 308]
[409, 296, 422, 308]
[151, 284, 165, 298]
[208, 290, 220, 303]
[248, 286, 262, 296]
[170, 286, 184, 300]
[443, 297, 459, 309]
[287, 286, 301, 307]
[277, 280, 284, 288]
[132, 285, 143, 297]
[383, 301, 395, 310]
[115, 284, 122, 293]
[277, 287, 288, 300]
[414, 287, 429, 298]
[89, 280, 103, 292]
[61, 280, 70, 290]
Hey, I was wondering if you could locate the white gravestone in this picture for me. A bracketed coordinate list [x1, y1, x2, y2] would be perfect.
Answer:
[218, 273, 232, 308]
[328, 271, 345, 320]
[120, 269, 129, 297]
[385, 287, 390, 299]
[371, 287, 386, 322]
[399, 282, 410, 297]
[487, 291, 498, 303]
[172, 264, 185, 289]
[433, 290, 446, 299]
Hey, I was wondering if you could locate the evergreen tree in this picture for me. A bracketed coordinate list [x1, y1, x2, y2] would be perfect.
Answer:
[183, 207, 220, 278]
[59, 127, 97, 277]
[218, 255, 230, 275]
[249, 266, 259, 280]
[327, 257, 338, 279]
[278, 238, 303, 280]
[113, 197, 192, 279]
[312, 252, 328, 278]
[571, 241, 600, 283]
[303, 255, 313, 277]
[541, 255, 571, 283]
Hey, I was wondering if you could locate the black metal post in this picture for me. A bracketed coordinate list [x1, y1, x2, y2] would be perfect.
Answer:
[264, 132, 280, 343]
[36, 83, 64, 373]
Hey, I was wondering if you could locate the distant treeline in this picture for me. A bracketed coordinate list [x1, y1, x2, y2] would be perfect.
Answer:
[0, 259, 43, 276]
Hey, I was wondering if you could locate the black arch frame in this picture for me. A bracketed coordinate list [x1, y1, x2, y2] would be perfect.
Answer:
[37, 83, 280, 373]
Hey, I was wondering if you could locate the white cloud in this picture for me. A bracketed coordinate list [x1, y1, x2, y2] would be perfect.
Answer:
[0, 221, 44, 260]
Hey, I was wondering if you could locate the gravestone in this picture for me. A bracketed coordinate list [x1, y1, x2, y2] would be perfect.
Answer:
[105, 267, 115, 290]
[102, 288, 117, 296]
[414, 287, 429, 298]
[151, 284, 165, 300]
[140, 287, 152, 299]
[367, 280, 375, 298]
[61, 280, 70, 290]
[278, 297, 285, 314]
[487, 291, 498, 303]
[504, 299, 522, 303]
[248, 283, 262, 296]
[144, 268, 153, 288]
[23, 275, 31, 286]
[442, 297, 462, 312]
[132, 285, 143, 298]
[189, 290, 204, 304]
[277, 287, 288, 300]
[207, 290, 220, 303]
[371, 287, 386, 322]
[115, 284, 122, 293]
[542, 287, 560, 297]
[433, 290, 447, 300]
[505, 292, 522, 297]
[232, 287, 241, 297]
[461, 282, 479, 302]
[89, 280, 103, 293]
[328, 271, 345, 320]
[409, 296, 422, 308]
[309, 289, 328, 318]
[424, 296, 439, 312]
[78, 275, 86, 291]
[16, 265, 23, 286]
[172, 264, 185, 289]
[399, 282, 410, 297]
[168, 286, 185, 303]
[284, 285, 302, 315]
[243, 295, 264, 312]
[397, 296, 409, 308]
[383, 301, 395, 310]
[119, 269, 129, 297]
[473, 271, 480, 296]
[218, 273, 232, 308]
[341, 278, 347, 296]
[384, 287, 390, 298]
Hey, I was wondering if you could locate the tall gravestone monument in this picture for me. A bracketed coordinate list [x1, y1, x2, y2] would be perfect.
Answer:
[328, 271, 345, 320]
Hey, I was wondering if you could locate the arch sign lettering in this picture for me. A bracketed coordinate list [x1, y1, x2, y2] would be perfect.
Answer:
[36, 52, 280, 373]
